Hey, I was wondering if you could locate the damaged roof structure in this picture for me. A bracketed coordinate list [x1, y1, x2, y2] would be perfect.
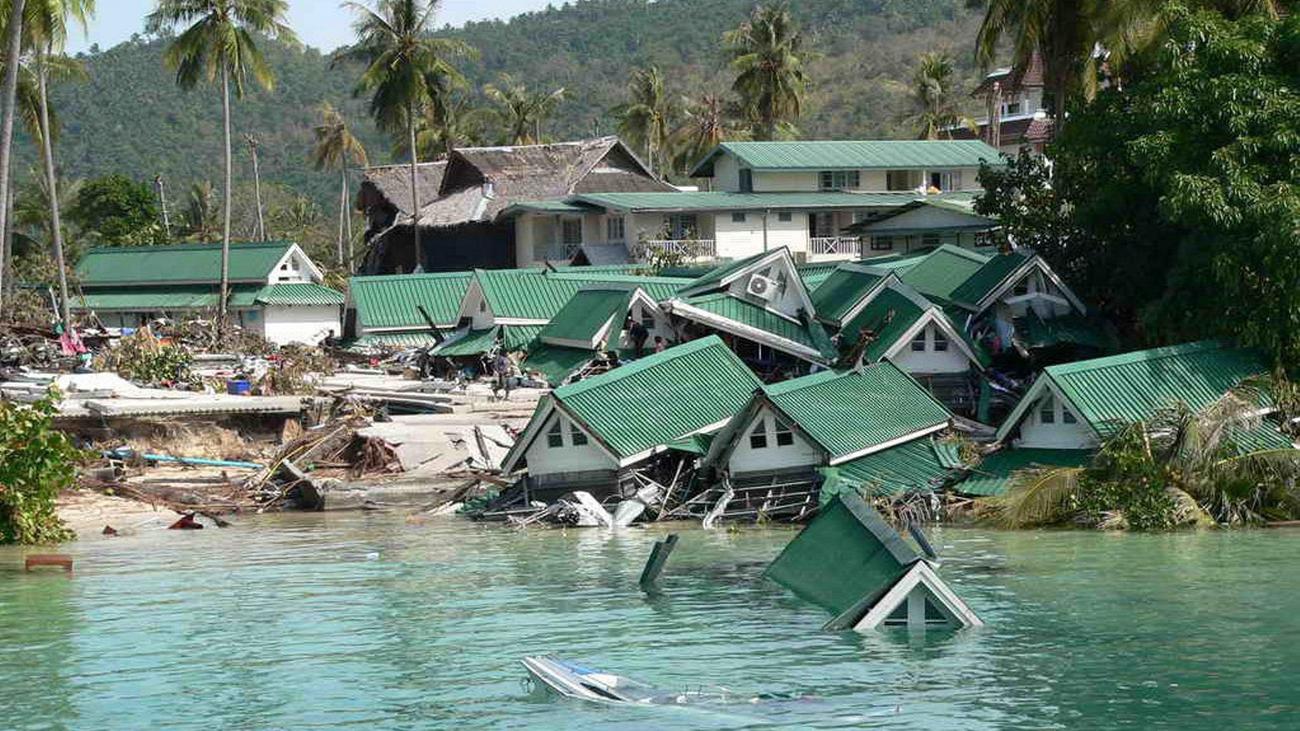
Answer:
[344, 271, 474, 350]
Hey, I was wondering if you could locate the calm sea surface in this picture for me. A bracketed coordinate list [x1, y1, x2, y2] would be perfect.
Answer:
[1, 514, 1298, 730]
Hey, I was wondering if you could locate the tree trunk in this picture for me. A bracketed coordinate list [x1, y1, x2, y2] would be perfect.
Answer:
[36, 53, 70, 327]
[0, 0, 25, 311]
[250, 139, 265, 240]
[407, 99, 422, 271]
[344, 174, 353, 272]
[219, 65, 233, 335]
[336, 165, 347, 267]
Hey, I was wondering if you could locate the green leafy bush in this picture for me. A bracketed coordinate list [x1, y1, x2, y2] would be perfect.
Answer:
[0, 395, 80, 544]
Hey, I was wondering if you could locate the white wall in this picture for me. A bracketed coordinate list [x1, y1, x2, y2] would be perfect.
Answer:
[1015, 391, 1096, 449]
[753, 171, 818, 192]
[712, 155, 741, 191]
[887, 322, 972, 375]
[526, 411, 619, 477]
[616, 301, 675, 351]
[712, 210, 767, 259]
[266, 249, 316, 284]
[995, 267, 1075, 319]
[724, 255, 807, 318]
[262, 305, 341, 345]
[728, 409, 824, 475]
[464, 285, 495, 329]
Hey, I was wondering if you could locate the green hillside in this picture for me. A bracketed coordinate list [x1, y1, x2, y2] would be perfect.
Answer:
[32, 0, 982, 208]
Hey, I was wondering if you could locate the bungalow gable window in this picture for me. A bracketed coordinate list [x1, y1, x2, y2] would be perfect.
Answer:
[748, 421, 768, 450]
[1062, 407, 1078, 425]
[932, 328, 949, 352]
[774, 420, 795, 447]
[1013, 277, 1031, 297]
[819, 170, 860, 190]
[911, 330, 928, 352]
[1039, 397, 1056, 425]
[547, 420, 565, 448]
[570, 423, 589, 446]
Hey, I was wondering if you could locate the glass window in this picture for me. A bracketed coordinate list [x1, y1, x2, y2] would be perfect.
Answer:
[774, 420, 794, 447]
[1062, 408, 1078, 425]
[911, 330, 928, 352]
[666, 214, 698, 238]
[819, 170, 860, 190]
[605, 216, 625, 242]
[1039, 397, 1056, 425]
[748, 421, 768, 450]
[922, 233, 941, 248]
[570, 424, 588, 446]
[777, 212, 792, 222]
[1013, 278, 1030, 296]
[731, 211, 746, 223]
[933, 328, 949, 352]
[739, 168, 753, 192]
[886, 170, 914, 191]
[547, 420, 564, 448]
[810, 212, 835, 237]
[562, 218, 583, 245]
[872, 236, 894, 251]
[478, 299, 486, 313]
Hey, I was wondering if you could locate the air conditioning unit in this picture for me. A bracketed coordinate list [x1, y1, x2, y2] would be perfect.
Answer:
[747, 274, 778, 301]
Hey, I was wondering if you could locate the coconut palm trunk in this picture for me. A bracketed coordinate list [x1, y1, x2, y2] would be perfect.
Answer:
[407, 98, 422, 271]
[0, 0, 25, 310]
[249, 137, 266, 240]
[344, 175, 353, 269]
[337, 165, 347, 266]
[219, 64, 232, 331]
[35, 52, 69, 326]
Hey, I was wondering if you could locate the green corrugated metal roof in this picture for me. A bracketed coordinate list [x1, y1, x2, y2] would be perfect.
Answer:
[1230, 420, 1297, 453]
[764, 364, 950, 461]
[1012, 312, 1116, 353]
[346, 331, 440, 351]
[475, 270, 689, 321]
[849, 196, 997, 234]
[77, 241, 294, 285]
[665, 432, 715, 454]
[254, 283, 344, 306]
[680, 293, 837, 360]
[349, 271, 473, 329]
[1044, 341, 1270, 435]
[948, 251, 1030, 307]
[899, 245, 992, 301]
[958, 448, 1091, 496]
[503, 325, 545, 352]
[432, 327, 500, 356]
[74, 284, 264, 311]
[693, 139, 1001, 175]
[502, 199, 595, 214]
[680, 250, 774, 295]
[765, 493, 918, 619]
[539, 287, 635, 346]
[573, 191, 927, 212]
[550, 335, 762, 459]
[521, 342, 596, 387]
[810, 264, 892, 325]
[821, 438, 959, 501]
[839, 285, 929, 362]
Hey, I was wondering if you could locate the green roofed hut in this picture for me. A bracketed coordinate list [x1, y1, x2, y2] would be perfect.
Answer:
[766, 492, 982, 631]
[73, 241, 343, 345]
[699, 362, 952, 521]
[847, 196, 999, 255]
[498, 335, 763, 502]
[344, 271, 473, 351]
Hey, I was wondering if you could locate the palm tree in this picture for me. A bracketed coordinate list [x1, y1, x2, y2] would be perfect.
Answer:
[483, 73, 565, 145]
[670, 93, 748, 177]
[0, 0, 26, 312]
[906, 52, 977, 140]
[26, 0, 93, 327]
[395, 92, 489, 161]
[182, 181, 220, 242]
[612, 66, 673, 175]
[724, 2, 808, 141]
[145, 0, 297, 336]
[334, 0, 471, 273]
[311, 102, 369, 270]
[244, 133, 266, 240]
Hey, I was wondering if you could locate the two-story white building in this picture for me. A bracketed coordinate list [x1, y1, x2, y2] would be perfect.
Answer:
[503, 139, 1002, 267]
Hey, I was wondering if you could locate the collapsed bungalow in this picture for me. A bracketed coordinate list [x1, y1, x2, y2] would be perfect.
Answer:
[499, 335, 762, 499]
[662, 247, 837, 374]
[344, 271, 473, 350]
[358, 137, 672, 273]
[73, 241, 343, 345]
[974, 340, 1285, 495]
[700, 362, 954, 518]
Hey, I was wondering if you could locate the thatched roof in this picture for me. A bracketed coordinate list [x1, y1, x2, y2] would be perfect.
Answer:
[382, 137, 672, 229]
[359, 161, 448, 218]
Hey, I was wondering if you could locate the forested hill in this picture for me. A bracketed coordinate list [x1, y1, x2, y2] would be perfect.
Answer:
[37, 0, 982, 207]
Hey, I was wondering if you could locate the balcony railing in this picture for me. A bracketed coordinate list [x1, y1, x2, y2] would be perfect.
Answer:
[543, 242, 584, 261]
[632, 239, 716, 261]
[810, 236, 862, 257]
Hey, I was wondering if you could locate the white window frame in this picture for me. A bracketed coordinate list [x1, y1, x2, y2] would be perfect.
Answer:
[547, 420, 565, 448]
[819, 170, 860, 190]
[748, 420, 768, 450]
[605, 216, 625, 243]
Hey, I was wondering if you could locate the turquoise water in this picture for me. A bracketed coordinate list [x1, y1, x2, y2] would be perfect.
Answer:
[2, 515, 1299, 730]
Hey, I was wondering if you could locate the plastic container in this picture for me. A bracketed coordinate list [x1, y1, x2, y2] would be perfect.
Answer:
[226, 379, 252, 396]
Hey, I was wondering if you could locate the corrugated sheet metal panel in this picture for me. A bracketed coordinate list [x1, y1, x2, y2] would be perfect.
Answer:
[349, 272, 473, 329]
[684, 293, 837, 358]
[823, 438, 959, 499]
[432, 327, 499, 356]
[74, 285, 263, 311]
[477, 270, 688, 320]
[556, 335, 761, 458]
[718, 140, 1001, 170]
[255, 283, 345, 306]
[957, 448, 1091, 496]
[77, 241, 292, 285]
[1013, 312, 1117, 352]
[574, 190, 926, 212]
[681, 250, 772, 294]
[765, 364, 950, 460]
[346, 331, 440, 351]
[949, 251, 1029, 307]
[839, 286, 927, 363]
[1047, 341, 1270, 433]
[539, 288, 633, 344]
[899, 245, 991, 301]
[810, 267, 887, 324]
[521, 342, 595, 387]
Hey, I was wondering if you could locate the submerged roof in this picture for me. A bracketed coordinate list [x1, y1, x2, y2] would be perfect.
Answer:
[520, 342, 597, 388]
[77, 241, 296, 286]
[676, 293, 837, 362]
[349, 271, 474, 330]
[505, 336, 762, 467]
[763, 364, 950, 463]
[997, 341, 1271, 441]
[820, 437, 962, 501]
[691, 140, 1001, 176]
[898, 245, 993, 302]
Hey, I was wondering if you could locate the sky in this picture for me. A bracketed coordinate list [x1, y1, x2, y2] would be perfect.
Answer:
[68, 0, 554, 54]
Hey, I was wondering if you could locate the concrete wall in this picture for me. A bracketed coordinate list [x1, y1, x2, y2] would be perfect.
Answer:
[266, 248, 317, 284]
[728, 409, 824, 475]
[753, 171, 818, 192]
[887, 322, 972, 375]
[262, 305, 342, 346]
[526, 411, 619, 477]
[1016, 391, 1096, 449]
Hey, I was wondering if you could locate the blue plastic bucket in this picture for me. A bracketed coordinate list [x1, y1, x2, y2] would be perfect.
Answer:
[226, 380, 251, 395]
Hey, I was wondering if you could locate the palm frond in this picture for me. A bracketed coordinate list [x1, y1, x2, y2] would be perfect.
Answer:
[994, 466, 1085, 528]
